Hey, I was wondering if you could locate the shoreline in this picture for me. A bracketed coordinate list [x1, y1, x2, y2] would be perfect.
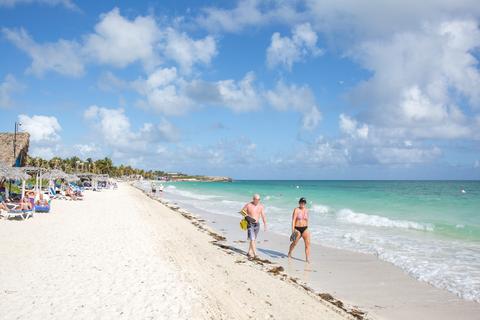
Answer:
[144, 185, 480, 320]
[136, 186, 365, 319]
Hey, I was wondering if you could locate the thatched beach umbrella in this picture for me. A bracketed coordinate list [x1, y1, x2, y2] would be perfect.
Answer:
[65, 174, 79, 182]
[22, 166, 47, 192]
[0, 167, 31, 181]
[0, 167, 31, 199]
[42, 169, 68, 180]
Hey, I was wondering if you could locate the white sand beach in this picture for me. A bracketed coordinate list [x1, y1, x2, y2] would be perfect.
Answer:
[0, 183, 350, 320]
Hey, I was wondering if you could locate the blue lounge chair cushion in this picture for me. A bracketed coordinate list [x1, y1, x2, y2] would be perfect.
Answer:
[35, 205, 50, 212]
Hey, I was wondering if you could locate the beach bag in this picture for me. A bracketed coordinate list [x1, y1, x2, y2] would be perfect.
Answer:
[240, 218, 248, 230]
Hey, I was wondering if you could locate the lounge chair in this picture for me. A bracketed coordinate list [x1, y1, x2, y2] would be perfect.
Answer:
[1, 204, 33, 220]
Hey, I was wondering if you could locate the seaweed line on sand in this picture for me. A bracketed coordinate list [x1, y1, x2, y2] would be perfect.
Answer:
[135, 185, 369, 320]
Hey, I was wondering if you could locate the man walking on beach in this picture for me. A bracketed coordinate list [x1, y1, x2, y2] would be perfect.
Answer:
[242, 194, 267, 258]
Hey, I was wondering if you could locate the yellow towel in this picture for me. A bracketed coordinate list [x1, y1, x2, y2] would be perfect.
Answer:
[240, 218, 248, 230]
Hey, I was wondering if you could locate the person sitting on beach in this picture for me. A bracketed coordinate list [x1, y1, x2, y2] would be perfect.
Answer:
[35, 193, 49, 206]
[18, 197, 32, 211]
[0, 194, 30, 211]
[65, 186, 77, 200]
[0, 197, 8, 211]
[288, 197, 311, 263]
[241, 194, 267, 258]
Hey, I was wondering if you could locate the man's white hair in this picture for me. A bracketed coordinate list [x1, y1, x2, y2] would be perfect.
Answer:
[253, 194, 260, 200]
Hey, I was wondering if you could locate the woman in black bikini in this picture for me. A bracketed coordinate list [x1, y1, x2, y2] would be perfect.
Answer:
[288, 197, 311, 263]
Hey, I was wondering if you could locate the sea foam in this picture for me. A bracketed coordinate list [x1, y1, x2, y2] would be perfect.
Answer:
[337, 208, 434, 231]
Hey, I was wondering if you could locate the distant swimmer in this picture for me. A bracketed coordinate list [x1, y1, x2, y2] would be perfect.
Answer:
[241, 194, 267, 259]
[288, 197, 311, 263]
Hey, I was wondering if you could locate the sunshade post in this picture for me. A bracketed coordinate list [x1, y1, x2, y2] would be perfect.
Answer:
[21, 179, 26, 200]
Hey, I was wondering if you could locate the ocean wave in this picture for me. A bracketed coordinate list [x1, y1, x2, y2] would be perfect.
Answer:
[311, 204, 331, 214]
[337, 209, 434, 231]
[165, 188, 220, 200]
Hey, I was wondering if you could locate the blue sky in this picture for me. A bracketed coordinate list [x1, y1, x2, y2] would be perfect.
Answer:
[0, 0, 479, 179]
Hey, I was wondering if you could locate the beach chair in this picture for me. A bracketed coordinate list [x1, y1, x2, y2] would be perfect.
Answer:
[49, 187, 66, 200]
[1, 206, 33, 220]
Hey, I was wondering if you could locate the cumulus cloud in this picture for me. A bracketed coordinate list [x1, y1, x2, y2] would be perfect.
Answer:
[373, 146, 442, 165]
[0, 74, 23, 108]
[339, 114, 368, 139]
[267, 23, 322, 69]
[265, 81, 321, 130]
[4, 8, 217, 77]
[209, 72, 261, 112]
[349, 20, 480, 141]
[131, 69, 322, 129]
[304, 0, 480, 42]
[84, 105, 179, 152]
[2, 28, 85, 77]
[132, 67, 193, 115]
[83, 8, 160, 69]
[196, 1, 480, 143]
[0, 0, 77, 10]
[17, 114, 62, 159]
[197, 0, 302, 33]
[18, 114, 62, 143]
[73, 143, 99, 157]
[186, 71, 262, 112]
[163, 28, 217, 73]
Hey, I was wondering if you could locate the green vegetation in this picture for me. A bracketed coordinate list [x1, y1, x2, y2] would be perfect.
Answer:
[25, 156, 168, 179]
[24, 156, 231, 181]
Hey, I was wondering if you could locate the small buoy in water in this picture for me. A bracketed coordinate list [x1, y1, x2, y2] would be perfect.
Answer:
[461, 189, 466, 194]
[296, 185, 300, 189]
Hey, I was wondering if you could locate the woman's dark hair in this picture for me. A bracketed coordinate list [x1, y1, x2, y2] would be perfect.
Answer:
[299, 197, 307, 204]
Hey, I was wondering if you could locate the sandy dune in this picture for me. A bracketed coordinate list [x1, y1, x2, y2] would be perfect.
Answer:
[0, 183, 349, 320]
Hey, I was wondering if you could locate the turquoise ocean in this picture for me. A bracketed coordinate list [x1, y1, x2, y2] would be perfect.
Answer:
[141, 180, 480, 302]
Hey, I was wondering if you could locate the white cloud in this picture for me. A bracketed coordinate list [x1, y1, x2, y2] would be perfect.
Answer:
[308, 136, 349, 166]
[265, 81, 321, 130]
[84, 105, 179, 152]
[2, 28, 85, 77]
[0, 74, 23, 108]
[0, 0, 77, 10]
[373, 146, 442, 165]
[213, 72, 261, 112]
[339, 114, 368, 139]
[304, 0, 480, 42]
[4, 8, 217, 77]
[348, 19, 480, 141]
[74, 143, 99, 157]
[196, 1, 480, 145]
[83, 105, 133, 148]
[163, 28, 217, 73]
[197, 0, 302, 33]
[132, 67, 193, 115]
[186, 71, 262, 113]
[18, 114, 62, 143]
[83, 8, 160, 69]
[267, 23, 322, 69]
